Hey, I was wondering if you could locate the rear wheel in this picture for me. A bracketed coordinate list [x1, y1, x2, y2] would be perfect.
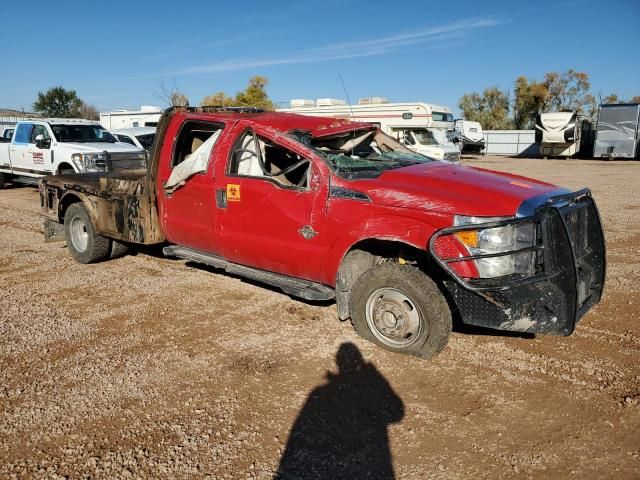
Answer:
[349, 263, 452, 359]
[64, 203, 111, 264]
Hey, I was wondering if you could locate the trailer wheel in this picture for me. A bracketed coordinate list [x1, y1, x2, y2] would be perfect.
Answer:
[64, 203, 111, 264]
[349, 263, 451, 359]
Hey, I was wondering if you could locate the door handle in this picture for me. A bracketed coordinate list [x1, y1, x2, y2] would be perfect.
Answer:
[216, 188, 227, 208]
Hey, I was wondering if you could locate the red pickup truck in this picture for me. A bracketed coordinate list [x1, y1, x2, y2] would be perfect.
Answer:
[40, 107, 605, 359]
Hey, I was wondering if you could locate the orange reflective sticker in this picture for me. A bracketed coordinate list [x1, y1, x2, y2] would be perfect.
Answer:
[510, 180, 533, 188]
[227, 184, 241, 202]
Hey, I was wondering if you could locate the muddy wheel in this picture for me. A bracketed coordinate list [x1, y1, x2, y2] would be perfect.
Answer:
[110, 240, 130, 259]
[349, 263, 451, 359]
[64, 203, 111, 264]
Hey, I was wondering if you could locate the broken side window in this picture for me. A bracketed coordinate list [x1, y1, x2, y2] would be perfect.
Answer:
[228, 129, 310, 189]
[165, 121, 224, 192]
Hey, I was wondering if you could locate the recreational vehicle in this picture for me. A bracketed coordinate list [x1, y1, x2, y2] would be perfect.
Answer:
[100, 106, 163, 130]
[452, 120, 485, 153]
[593, 103, 640, 160]
[278, 98, 460, 162]
[535, 112, 593, 158]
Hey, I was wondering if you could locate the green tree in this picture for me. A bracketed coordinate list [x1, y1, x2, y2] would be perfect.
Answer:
[33, 86, 82, 118]
[542, 70, 594, 114]
[512, 76, 548, 129]
[201, 76, 275, 110]
[235, 76, 274, 110]
[201, 91, 237, 107]
[458, 87, 513, 130]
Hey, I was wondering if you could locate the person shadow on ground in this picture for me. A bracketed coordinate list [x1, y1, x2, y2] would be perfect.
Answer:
[274, 342, 405, 480]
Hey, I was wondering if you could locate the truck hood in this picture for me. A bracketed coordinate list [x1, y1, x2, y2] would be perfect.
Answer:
[58, 142, 144, 153]
[353, 162, 560, 217]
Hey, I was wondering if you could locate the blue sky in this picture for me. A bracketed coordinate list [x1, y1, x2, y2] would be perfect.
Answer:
[1, 0, 638, 115]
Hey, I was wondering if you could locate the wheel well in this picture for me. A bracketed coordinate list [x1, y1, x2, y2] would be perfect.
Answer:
[58, 194, 83, 223]
[57, 162, 75, 174]
[335, 239, 433, 321]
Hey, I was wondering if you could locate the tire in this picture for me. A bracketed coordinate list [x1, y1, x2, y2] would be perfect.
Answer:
[110, 240, 130, 259]
[349, 263, 452, 359]
[0, 172, 5, 188]
[64, 203, 111, 264]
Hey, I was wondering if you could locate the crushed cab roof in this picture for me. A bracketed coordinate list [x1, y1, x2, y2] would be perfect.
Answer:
[174, 110, 376, 138]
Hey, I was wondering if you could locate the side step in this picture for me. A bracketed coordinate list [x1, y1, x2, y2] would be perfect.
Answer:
[163, 245, 335, 302]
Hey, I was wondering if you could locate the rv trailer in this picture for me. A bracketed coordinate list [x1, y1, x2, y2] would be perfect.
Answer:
[535, 111, 593, 158]
[452, 119, 485, 153]
[278, 98, 460, 162]
[100, 106, 163, 130]
[593, 103, 640, 160]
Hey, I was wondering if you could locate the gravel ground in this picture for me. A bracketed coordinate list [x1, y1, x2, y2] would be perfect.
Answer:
[1, 156, 639, 479]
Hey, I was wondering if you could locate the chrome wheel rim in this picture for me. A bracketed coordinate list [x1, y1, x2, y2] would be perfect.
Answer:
[365, 287, 423, 348]
[69, 216, 89, 252]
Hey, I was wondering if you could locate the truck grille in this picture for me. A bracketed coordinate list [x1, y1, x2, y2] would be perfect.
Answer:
[95, 151, 146, 171]
[444, 152, 460, 163]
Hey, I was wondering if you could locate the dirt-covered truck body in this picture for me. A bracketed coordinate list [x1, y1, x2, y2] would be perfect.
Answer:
[40, 107, 606, 359]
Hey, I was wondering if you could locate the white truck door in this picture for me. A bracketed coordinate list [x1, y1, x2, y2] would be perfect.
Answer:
[9, 123, 35, 174]
[27, 124, 53, 173]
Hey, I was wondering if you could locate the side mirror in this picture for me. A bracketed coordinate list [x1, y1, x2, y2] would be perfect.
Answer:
[35, 134, 50, 149]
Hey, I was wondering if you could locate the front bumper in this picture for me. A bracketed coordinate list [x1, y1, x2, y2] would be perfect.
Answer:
[429, 190, 606, 335]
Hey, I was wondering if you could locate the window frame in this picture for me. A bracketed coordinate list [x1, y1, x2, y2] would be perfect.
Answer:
[170, 119, 226, 169]
[226, 128, 312, 192]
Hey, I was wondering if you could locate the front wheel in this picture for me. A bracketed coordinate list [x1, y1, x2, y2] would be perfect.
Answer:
[349, 263, 452, 359]
[64, 203, 111, 264]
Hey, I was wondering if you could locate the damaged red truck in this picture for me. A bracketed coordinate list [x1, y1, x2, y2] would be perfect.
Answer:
[39, 107, 606, 359]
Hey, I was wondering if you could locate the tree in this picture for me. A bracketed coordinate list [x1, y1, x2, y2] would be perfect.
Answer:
[155, 80, 189, 107]
[512, 76, 548, 129]
[458, 87, 512, 130]
[234, 76, 274, 110]
[200, 76, 275, 110]
[600, 94, 640, 104]
[542, 70, 594, 114]
[79, 102, 100, 120]
[33, 86, 82, 118]
[201, 91, 237, 107]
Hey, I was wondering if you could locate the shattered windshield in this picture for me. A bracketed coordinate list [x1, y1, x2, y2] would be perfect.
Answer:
[51, 124, 117, 143]
[289, 128, 431, 179]
[412, 129, 438, 145]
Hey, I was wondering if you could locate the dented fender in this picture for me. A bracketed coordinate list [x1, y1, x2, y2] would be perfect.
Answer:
[321, 212, 442, 286]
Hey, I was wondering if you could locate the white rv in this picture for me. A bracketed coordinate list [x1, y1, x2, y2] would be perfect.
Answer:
[100, 105, 163, 130]
[535, 111, 592, 158]
[452, 120, 485, 154]
[278, 98, 460, 162]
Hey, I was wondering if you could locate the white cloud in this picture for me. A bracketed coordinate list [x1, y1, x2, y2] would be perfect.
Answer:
[152, 17, 500, 77]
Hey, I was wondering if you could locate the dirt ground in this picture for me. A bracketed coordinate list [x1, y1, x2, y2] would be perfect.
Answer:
[1, 156, 639, 479]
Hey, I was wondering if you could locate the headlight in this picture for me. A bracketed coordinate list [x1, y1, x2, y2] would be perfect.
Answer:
[71, 153, 107, 171]
[453, 215, 536, 278]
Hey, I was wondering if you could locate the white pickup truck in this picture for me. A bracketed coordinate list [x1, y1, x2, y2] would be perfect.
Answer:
[0, 118, 146, 186]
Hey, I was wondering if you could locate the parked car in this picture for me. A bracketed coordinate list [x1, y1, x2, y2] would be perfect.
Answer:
[0, 119, 146, 187]
[112, 127, 156, 152]
[1, 127, 14, 143]
[39, 107, 606, 359]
